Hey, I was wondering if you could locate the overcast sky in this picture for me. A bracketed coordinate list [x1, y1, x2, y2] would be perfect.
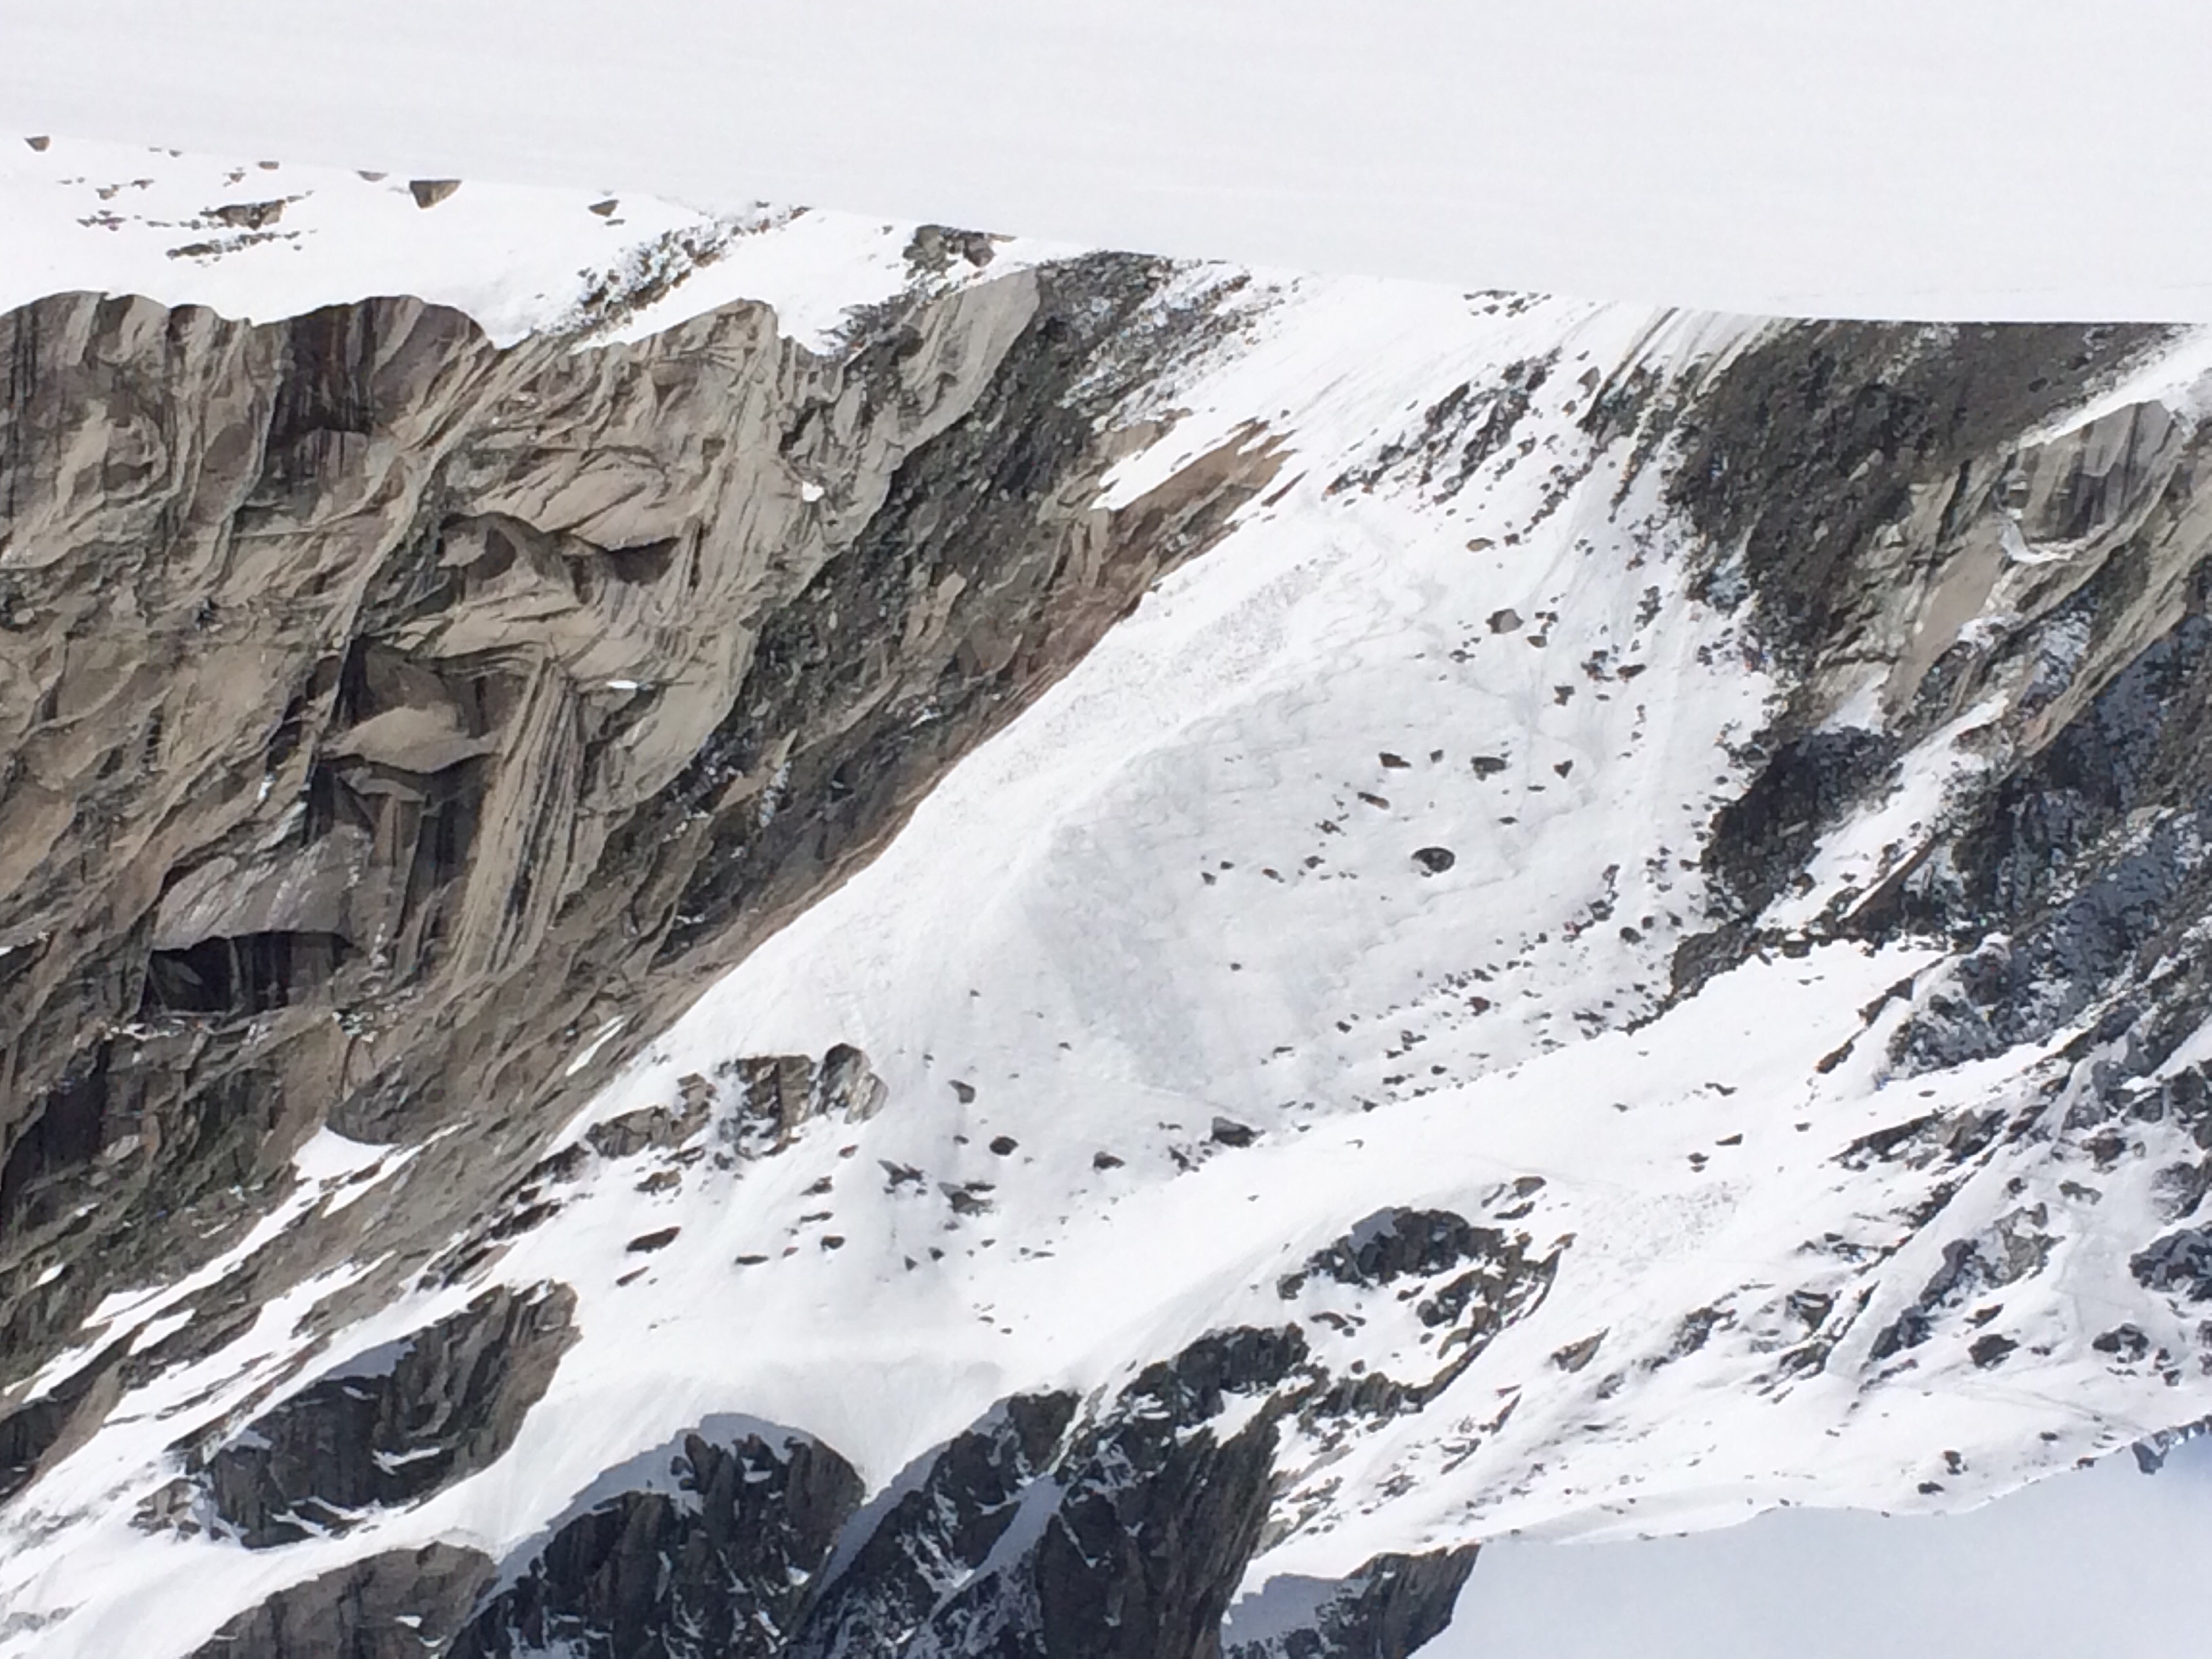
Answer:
[5, 1, 2212, 319]
[1440, 1436, 2212, 1658]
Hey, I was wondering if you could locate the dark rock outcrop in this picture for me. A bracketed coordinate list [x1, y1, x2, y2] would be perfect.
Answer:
[911, 1326, 1309, 1659]
[16, 277, 2210, 1659]
[450, 1427, 866, 1659]
[0, 1335, 125, 1502]
[1279, 1208, 1514, 1298]
[187, 1542, 494, 1659]
[1654, 321, 2194, 999]
[1223, 1549, 1481, 1659]
[1666, 321, 2171, 683]
[788, 1391, 1077, 1657]
[2132, 1227, 2212, 1301]
[188, 1280, 575, 1546]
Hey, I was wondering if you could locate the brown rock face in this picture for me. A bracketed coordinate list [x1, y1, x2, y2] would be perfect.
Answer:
[0, 255, 1284, 1392]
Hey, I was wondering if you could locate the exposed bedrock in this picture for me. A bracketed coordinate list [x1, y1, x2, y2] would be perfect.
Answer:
[1653, 321, 2204, 979]
[0, 258, 1283, 1391]
[449, 1426, 867, 1659]
[184, 1280, 577, 1548]
[300, 1323, 1447, 1659]
[1220, 1549, 1481, 1659]
[1643, 320, 2212, 1394]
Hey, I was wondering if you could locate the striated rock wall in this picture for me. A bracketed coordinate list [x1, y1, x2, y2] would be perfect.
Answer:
[0, 258, 1282, 1402]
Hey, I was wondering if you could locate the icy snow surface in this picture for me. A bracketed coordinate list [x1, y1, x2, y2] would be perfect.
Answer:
[6, 132, 2212, 1658]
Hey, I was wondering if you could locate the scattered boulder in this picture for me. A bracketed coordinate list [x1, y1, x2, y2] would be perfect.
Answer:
[208, 199, 287, 230]
[587, 1078, 715, 1159]
[1969, 1332, 2018, 1368]
[1412, 846, 1456, 875]
[904, 224, 998, 274]
[1551, 1332, 1605, 1372]
[721, 1047, 889, 1158]
[407, 178, 461, 209]
[819, 1044, 888, 1122]
[2093, 1324, 2151, 1361]
[1212, 1117, 1258, 1149]
[2132, 1227, 2212, 1300]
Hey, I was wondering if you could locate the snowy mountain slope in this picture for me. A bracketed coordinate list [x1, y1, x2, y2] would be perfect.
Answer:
[7, 138, 2212, 1659]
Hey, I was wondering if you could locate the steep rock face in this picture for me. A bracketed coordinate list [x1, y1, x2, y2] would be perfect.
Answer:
[0, 258, 1279, 1395]
[788, 1392, 1078, 1658]
[911, 1326, 1309, 1659]
[1662, 321, 2187, 987]
[450, 1428, 867, 1659]
[1636, 318, 2212, 1398]
[146, 1290, 1505, 1658]
[184, 1281, 576, 1547]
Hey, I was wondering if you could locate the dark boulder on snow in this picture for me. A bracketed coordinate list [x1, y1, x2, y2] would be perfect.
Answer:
[2132, 1227, 2212, 1300]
